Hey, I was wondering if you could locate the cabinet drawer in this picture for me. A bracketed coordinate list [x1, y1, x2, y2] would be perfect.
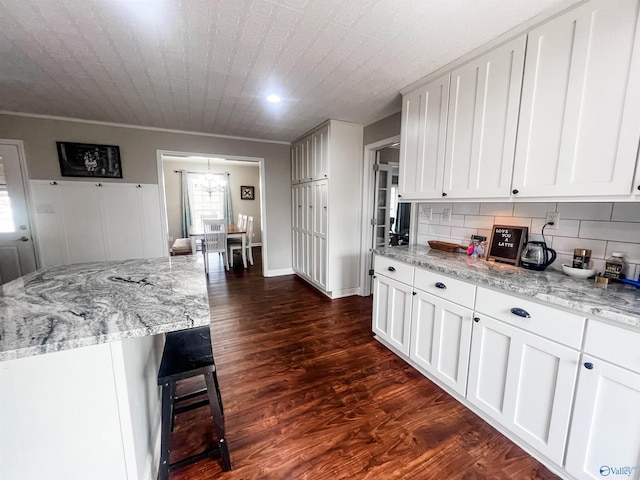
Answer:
[414, 268, 476, 309]
[475, 287, 585, 349]
[584, 320, 640, 374]
[374, 256, 414, 285]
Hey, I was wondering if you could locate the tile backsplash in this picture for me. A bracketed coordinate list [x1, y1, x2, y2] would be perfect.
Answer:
[416, 201, 640, 280]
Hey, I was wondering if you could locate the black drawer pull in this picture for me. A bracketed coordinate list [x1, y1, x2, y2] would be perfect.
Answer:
[473, 317, 480, 323]
[412, 291, 417, 296]
[510, 307, 531, 318]
[435, 282, 446, 289]
[584, 362, 594, 370]
[387, 266, 396, 272]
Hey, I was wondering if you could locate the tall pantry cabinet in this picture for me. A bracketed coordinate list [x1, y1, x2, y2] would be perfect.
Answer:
[291, 120, 363, 299]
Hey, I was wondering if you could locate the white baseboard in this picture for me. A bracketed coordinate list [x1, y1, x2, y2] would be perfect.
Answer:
[264, 267, 295, 277]
[329, 287, 360, 299]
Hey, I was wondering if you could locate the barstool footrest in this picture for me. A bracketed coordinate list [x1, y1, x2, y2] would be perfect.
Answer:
[168, 444, 227, 472]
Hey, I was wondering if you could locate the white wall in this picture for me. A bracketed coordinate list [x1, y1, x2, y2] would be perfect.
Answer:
[162, 159, 262, 245]
[417, 201, 640, 279]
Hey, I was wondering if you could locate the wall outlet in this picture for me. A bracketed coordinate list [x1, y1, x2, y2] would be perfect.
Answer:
[420, 205, 432, 221]
[545, 212, 559, 230]
[442, 208, 451, 223]
[169, 236, 174, 242]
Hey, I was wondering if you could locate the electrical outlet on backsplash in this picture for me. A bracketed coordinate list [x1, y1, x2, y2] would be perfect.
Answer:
[416, 201, 640, 281]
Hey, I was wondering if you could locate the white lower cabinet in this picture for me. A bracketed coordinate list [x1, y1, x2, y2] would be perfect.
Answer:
[467, 314, 580, 464]
[565, 322, 640, 480]
[372, 273, 413, 356]
[409, 289, 473, 396]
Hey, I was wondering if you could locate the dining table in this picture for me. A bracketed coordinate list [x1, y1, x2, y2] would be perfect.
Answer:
[188, 223, 248, 268]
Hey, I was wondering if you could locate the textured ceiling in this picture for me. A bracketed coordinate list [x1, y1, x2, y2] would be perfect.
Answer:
[0, 0, 580, 142]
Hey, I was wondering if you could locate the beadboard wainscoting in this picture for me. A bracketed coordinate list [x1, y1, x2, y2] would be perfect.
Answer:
[416, 202, 640, 280]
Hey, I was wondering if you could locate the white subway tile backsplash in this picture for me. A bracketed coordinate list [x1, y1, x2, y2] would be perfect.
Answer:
[429, 224, 452, 237]
[550, 253, 571, 271]
[480, 203, 514, 216]
[418, 223, 430, 235]
[513, 202, 557, 218]
[579, 221, 640, 243]
[612, 203, 640, 222]
[464, 215, 495, 229]
[494, 216, 532, 228]
[451, 227, 477, 240]
[531, 218, 580, 237]
[604, 242, 640, 264]
[557, 202, 613, 221]
[477, 229, 492, 240]
[551, 237, 607, 259]
[452, 203, 480, 215]
[445, 214, 465, 228]
[430, 202, 453, 214]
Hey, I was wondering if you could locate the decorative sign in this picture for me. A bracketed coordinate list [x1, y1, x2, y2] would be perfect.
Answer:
[487, 225, 528, 265]
[241, 185, 255, 200]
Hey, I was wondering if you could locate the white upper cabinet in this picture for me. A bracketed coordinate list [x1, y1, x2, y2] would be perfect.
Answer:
[513, 0, 640, 198]
[443, 36, 525, 198]
[399, 74, 449, 199]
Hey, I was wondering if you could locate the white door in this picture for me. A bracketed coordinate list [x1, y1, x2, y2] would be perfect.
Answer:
[565, 356, 640, 480]
[372, 273, 412, 356]
[0, 142, 37, 284]
[409, 290, 473, 396]
[399, 74, 449, 199]
[311, 124, 329, 180]
[443, 35, 525, 198]
[372, 163, 394, 251]
[299, 182, 312, 279]
[467, 314, 579, 464]
[512, 0, 640, 197]
[312, 180, 328, 289]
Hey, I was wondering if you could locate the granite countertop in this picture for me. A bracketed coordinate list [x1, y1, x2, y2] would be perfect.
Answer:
[375, 245, 640, 329]
[0, 256, 210, 361]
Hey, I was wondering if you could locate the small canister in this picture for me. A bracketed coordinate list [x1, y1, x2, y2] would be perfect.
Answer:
[572, 249, 592, 269]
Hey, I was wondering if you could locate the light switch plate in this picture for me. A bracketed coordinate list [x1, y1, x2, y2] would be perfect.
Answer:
[420, 205, 432, 221]
[442, 208, 451, 223]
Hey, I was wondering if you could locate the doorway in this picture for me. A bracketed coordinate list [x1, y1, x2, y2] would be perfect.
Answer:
[0, 140, 37, 284]
[156, 150, 267, 275]
[359, 135, 410, 296]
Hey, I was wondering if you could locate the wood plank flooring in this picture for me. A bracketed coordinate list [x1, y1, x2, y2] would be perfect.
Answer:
[169, 249, 559, 479]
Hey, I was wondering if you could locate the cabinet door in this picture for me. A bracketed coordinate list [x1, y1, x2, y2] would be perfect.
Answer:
[137, 185, 165, 258]
[291, 144, 300, 184]
[565, 356, 640, 480]
[513, 0, 640, 197]
[467, 315, 579, 464]
[372, 274, 412, 356]
[443, 36, 525, 198]
[409, 290, 473, 396]
[312, 180, 328, 289]
[399, 74, 449, 199]
[311, 124, 329, 180]
[300, 137, 312, 183]
[291, 186, 300, 272]
[299, 183, 313, 279]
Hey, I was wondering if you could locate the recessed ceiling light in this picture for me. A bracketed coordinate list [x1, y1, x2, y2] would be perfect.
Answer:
[266, 94, 281, 103]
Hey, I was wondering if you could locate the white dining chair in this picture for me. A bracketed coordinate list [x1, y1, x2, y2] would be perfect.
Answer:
[236, 213, 243, 228]
[229, 216, 253, 267]
[202, 218, 229, 273]
[239, 214, 248, 230]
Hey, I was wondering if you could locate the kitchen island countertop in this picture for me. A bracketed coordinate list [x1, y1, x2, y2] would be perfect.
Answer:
[375, 245, 640, 329]
[0, 255, 209, 361]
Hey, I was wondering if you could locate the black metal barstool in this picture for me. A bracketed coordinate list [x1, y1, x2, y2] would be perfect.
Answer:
[157, 326, 231, 479]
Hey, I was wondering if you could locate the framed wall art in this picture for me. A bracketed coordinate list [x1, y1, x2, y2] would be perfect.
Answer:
[56, 142, 122, 178]
[241, 185, 255, 200]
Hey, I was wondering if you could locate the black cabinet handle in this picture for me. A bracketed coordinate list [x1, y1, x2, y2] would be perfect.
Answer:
[473, 317, 480, 323]
[435, 282, 446, 289]
[388, 266, 396, 272]
[637, 185, 640, 191]
[412, 291, 417, 296]
[398, 194, 402, 198]
[373, 275, 377, 279]
[512, 189, 519, 195]
[510, 307, 531, 318]
[584, 362, 594, 370]
[442, 192, 447, 197]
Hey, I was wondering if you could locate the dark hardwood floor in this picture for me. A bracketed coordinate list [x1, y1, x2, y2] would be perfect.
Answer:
[169, 248, 559, 479]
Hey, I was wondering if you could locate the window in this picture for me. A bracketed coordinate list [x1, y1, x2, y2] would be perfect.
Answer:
[0, 163, 15, 233]
[187, 173, 226, 227]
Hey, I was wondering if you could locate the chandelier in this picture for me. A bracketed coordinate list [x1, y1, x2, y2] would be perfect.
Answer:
[194, 159, 225, 196]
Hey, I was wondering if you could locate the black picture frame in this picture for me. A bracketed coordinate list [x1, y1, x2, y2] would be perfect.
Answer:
[56, 142, 122, 178]
[487, 225, 529, 266]
[240, 185, 255, 200]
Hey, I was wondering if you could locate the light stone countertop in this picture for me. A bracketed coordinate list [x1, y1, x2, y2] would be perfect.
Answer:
[375, 245, 640, 330]
[0, 256, 209, 361]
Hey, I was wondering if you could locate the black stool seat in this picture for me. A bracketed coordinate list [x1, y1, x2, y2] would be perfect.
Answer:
[157, 326, 231, 479]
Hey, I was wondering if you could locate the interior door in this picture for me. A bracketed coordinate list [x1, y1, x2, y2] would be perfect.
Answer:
[0, 142, 37, 284]
[366, 161, 394, 294]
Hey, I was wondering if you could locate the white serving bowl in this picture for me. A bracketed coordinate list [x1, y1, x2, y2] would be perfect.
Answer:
[561, 264, 596, 279]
